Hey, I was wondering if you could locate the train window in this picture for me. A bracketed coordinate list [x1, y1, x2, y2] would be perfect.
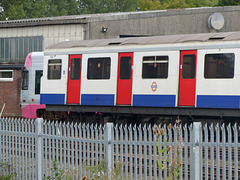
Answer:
[0, 70, 13, 81]
[120, 57, 131, 80]
[47, 59, 62, 79]
[22, 70, 28, 90]
[87, 57, 111, 79]
[182, 55, 196, 79]
[204, 53, 234, 78]
[142, 56, 168, 79]
[70, 58, 81, 80]
[35, 70, 43, 94]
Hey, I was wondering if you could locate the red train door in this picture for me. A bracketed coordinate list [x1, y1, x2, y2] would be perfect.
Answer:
[67, 55, 82, 104]
[116, 52, 133, 105]
[178, 50, 197, 106]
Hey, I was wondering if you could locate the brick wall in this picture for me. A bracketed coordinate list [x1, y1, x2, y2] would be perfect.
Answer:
[0, 70, 22, 117]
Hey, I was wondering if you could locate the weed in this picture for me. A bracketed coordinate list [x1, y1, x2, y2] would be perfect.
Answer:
[84, 159, 122, 180]
[154, 118, 182, 180]
[42, 159, 74, 180]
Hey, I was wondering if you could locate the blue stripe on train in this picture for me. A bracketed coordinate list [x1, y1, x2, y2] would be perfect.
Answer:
[81, 94, 114, 106]
[133, 95, 176, 107]
[197, 95, 240, 109]
[40, 94, 65, 105]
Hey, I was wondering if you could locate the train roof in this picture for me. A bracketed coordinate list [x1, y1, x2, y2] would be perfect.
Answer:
[46, 31, 240, 50]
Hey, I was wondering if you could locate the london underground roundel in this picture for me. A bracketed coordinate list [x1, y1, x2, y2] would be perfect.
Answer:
[151, 82, 158, 92]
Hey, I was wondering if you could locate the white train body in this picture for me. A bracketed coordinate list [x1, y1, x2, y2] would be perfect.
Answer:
[40, 32, 240, 118]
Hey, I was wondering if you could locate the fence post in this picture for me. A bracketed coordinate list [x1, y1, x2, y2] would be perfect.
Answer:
[190, 122, 201, 180]
[0, 117, 1, 162]
[35, 118, 43, 180]
[104, 122, 113, 176]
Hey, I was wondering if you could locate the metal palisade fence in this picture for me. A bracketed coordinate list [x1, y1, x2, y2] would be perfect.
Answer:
[0, 118, 239, 179]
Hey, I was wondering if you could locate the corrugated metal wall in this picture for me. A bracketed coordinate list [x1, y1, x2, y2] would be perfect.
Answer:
[0, 24, 84, 51]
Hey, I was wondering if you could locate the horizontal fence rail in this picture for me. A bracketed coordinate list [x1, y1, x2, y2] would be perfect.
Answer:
[0, 118, 239, 179]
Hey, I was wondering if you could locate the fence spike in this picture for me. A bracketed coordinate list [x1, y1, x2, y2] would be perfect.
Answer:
[138, 124, 142, 131]
[90, 123, 94, 130]
[215, 123, 219, 131]
[114, 123, 118, 131]
[128, 123, 132, 131]
[146, 123, 151, 131]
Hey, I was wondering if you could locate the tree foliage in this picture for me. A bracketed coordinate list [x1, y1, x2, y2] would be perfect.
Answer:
[79, 0, 138, 14]
[0, 0, 79, 20]
[186, 0, 218, 7]
[0, 0, 240, 20]
[218, 0, 240, 6]
[138, 0, 220, 11]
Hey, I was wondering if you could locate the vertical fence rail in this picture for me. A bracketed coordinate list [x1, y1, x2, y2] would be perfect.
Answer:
[221, 123, 226, 180]
[0, 118, 240, 180]
[234, 123, 238, 180]
[105, 122, 113, 178]
[227, 123, 232, 179]
[191, 122, 201, 180]
[183, 124, 189, 180]
[36, 118, 43, 180]
[203, 123, 208, 180]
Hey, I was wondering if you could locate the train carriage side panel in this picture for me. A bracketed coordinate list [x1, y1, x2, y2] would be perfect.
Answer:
[40, 55, 68, 105]
[196, 48, 240, 109]
[132, 51, 180, 107]
[80, 53, 118, 106]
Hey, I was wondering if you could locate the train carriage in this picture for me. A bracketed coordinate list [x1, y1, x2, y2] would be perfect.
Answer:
[36, 32, 240, 122]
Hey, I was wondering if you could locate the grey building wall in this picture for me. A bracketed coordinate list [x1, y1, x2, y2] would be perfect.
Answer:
[86, 6, 240, 39]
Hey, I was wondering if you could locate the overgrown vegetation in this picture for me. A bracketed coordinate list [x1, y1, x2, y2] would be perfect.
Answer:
[84, 159, 122, 180]
[154, 118, 182, 179]
[0, 162, 16, 180]
[42, 159, 122, 180]
[42, 160, 74, 180]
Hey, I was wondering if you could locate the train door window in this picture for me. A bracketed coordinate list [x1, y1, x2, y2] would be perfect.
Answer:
[35, 70, 43, 94]
[47, 59, 62, 79]
[142, 56, 168, 78]
[0, 70, 13, 81]
[22, 70, 28, 90]
[87, 57, 111, 79]
[70, 58, 81, 80]
[182, 55, 196, 79]
[204, 53, 234, 78]
[120, 57, 131, 80]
